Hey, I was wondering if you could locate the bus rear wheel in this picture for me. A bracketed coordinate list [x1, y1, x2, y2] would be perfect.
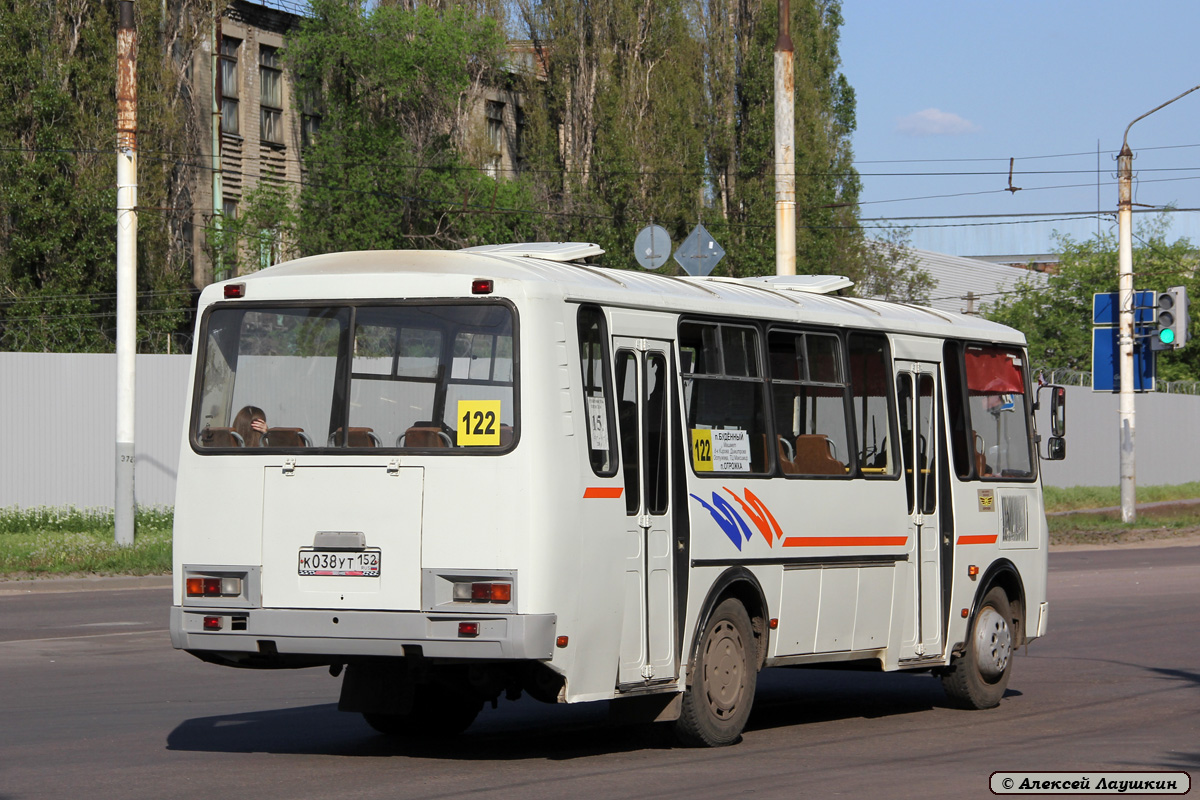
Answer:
[675, 598, 757, 747]
[941, 586, 1014, 709]
[363, 689, 483, 739]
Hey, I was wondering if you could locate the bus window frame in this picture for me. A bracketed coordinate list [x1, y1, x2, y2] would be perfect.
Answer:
[944, 339, 1038, 483]
[846, 330, 902, 482]
[764, 324, 856, 480]
[576, 304, 619, 478]
[189, 297, 521, 456]
[678, 317, 773, 478]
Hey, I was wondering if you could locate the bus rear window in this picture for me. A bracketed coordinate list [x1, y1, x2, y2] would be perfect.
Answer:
[194, 303, 516, 452]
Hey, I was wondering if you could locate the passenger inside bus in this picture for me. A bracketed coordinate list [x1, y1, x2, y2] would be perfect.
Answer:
[233, 406, 269, 447]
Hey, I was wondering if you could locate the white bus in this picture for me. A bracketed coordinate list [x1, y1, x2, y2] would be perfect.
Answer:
[170, 242, 1065, 746]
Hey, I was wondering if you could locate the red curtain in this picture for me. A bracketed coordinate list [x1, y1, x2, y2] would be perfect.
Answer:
[965, 347, 1025, 395]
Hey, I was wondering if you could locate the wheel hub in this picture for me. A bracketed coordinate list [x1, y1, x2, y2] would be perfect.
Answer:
[974, 606, 1012, 680]
[705, 621, 744, 718]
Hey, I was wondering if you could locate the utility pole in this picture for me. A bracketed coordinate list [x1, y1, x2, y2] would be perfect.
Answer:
[773, 0, 795, 276]
[115, 0, 137, 546]
[1116, 83, 1200, 524]
[212, 2, 225, 282]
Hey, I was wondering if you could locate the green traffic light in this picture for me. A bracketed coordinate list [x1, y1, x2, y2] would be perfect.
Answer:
[1160, 328, 1176, 345]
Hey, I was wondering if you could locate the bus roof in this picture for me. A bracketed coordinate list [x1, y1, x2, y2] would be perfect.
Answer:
[206, 246, 1026, 346]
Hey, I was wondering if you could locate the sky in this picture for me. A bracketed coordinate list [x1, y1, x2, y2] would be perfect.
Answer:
[838, 1, 1200, 257]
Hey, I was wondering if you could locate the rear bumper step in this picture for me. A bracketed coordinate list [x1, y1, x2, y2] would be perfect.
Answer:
[170, 606, 556, 661]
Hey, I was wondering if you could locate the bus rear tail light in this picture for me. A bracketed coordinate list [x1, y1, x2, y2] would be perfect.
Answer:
[186, 576, 243, 598]
[452, 581, 512, 604]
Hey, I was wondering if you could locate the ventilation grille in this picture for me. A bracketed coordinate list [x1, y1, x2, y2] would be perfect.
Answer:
[1001, 495, 1029, 543]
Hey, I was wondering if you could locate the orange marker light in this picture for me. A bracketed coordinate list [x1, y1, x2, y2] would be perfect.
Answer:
[556, 636, 569, 648]
[961, 608, 970, 618]
[968, 565, 980, 579]
[769, 618, 779, 630]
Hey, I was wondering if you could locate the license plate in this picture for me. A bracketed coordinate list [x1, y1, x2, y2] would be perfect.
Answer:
[298, 548, 381, 577]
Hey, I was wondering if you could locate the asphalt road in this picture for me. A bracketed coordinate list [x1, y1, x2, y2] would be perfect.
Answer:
[1, 547, 1197, 800]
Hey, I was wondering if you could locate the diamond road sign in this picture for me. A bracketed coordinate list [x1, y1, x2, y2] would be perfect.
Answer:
[673, 223, 725, 277]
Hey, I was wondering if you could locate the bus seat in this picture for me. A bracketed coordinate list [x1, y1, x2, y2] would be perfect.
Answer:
[793, 434, 844, 475]
[263, 427, 311, 447]
[329, 427, 380, 447]
[398, 425, 454, 448]
[200, 427, 243, 447]
[973, 430, 991, 476]
[777, 436, 800, 475]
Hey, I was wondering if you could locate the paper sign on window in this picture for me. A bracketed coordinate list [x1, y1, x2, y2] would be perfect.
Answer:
[457, 400, 501, 446]
[586, 395, 609, 451]
[692, 428, 750, 472]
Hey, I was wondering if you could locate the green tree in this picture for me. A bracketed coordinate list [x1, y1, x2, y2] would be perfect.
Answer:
[0, 0, 204, 353]
[286, 0, 536, 254]
[983, 215, 1200, 382]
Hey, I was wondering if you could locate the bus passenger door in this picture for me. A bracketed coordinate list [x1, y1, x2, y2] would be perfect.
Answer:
[612, 338, 677, 687]
[896, 362, 944, 659]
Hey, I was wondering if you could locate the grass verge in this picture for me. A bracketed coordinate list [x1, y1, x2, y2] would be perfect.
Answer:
[4, 484, 1200, 577]
[0, 507, 172, 578]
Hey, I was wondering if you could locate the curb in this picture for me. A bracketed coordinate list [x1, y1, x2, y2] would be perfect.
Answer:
[0, 574, 171, 595]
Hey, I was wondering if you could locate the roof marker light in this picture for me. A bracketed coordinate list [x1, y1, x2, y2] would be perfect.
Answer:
[471, 279, 494, 295]
[224, 283, 245, 299]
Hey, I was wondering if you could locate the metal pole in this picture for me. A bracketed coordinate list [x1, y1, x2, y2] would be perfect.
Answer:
[115, 0, 138, 546]
[1117, 144, 1135, 524]
[773, 0, 795, 276]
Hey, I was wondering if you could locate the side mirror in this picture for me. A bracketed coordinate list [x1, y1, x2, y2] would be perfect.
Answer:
[1046, 436, 1066, 461]
[1049, 385, 1066, 437]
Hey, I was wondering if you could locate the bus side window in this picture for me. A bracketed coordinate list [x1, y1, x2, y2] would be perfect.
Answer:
[679, 321, 770, 475]
[577, 306, 617, 477]
[848, 333, 896, 477]
[615, 351, 641, 515]
[767, 329, 851, 477]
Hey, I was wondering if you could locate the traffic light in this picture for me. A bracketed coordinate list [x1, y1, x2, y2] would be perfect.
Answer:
[1151, 286, 1190, 351]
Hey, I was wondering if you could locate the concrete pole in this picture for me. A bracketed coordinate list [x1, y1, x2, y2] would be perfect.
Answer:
[212, 4, 225, 282]
[773, 0, 795, 276]
[115, 0, 138, 546]
[1117, 144, 1136, 523]
[1113, 83, 1200, 523]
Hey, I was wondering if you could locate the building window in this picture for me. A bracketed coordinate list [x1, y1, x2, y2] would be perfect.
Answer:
[259, 45, 283, 145]
[485, 100, 503, 177]
[300, 91, 321, 149]
[219, 38, 240, 136]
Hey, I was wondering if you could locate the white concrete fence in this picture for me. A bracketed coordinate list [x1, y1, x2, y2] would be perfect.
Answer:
[2, 351, 1199, 511]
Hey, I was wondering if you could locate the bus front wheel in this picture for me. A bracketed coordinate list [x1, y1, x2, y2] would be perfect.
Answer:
[675, 598, 757, 747]
[940, 586, 1014, 709]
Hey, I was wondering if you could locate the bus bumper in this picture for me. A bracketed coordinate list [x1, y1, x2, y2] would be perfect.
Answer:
[170, 606, 557, 663]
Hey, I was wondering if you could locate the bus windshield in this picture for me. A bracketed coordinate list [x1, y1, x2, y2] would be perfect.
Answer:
[193, 302, 516, 451]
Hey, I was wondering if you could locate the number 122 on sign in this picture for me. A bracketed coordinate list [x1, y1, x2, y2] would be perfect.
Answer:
[457, 400, 502, 446]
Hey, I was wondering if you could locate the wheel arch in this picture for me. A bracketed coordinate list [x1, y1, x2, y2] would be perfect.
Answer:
[969, 559, 1027, 649]
[687, 567, 769, 678]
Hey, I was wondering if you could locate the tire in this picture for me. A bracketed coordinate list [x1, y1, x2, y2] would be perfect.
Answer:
[363, 688, 483, 739]
[675, 598, 757, 747]
[941, 586, 1015, 709]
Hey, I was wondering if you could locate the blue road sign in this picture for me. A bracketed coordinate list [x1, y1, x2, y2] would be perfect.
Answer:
[1092, 325, 1156, 392]
[1093, 291, 1155, 325]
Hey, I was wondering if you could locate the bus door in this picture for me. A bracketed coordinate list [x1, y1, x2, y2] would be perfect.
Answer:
[895, 362, 944, 659]
[612, 338, 677, 687]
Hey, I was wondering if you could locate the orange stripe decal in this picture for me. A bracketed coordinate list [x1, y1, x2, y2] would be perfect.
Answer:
[957, 534, 998, 545]
[782, 536, 909, 548]
[583, 487, 623, 499]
